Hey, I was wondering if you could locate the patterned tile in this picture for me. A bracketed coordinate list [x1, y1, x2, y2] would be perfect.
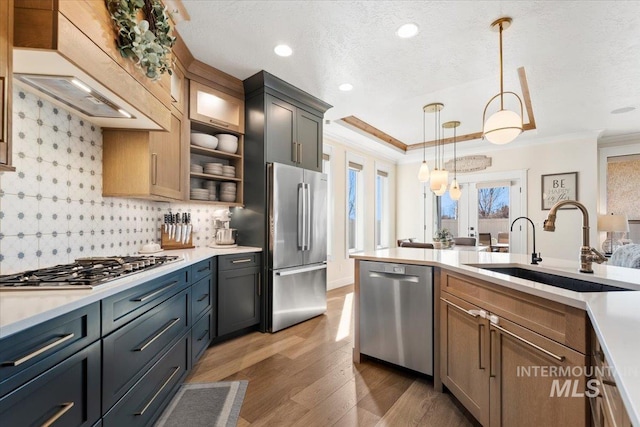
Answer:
[12, 115, 40, 159]
[2, 155, 41, 197]
[38, 197, 69, 235]
[1, 235, 40, 272]
[2, 194, 39, 236]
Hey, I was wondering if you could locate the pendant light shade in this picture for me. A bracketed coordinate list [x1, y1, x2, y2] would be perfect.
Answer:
[434, 183, 447, 196]
[450, 179, 462, 200]
[418, 161, 430, 182]
[482, 17, 523, 145]
[430, 169, 449, 191]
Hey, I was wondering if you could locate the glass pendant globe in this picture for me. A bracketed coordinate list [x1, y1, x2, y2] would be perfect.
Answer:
[434, 183, 447, 196]
[483, 109, 523, 145]
[449, 180, 462, 200]
[418, 161, 430, 182]
[430, 169, 449, 191]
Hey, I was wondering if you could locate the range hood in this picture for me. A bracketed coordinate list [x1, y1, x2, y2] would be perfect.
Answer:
[15, 74, 135, 120]
[13, 49, 164, 130]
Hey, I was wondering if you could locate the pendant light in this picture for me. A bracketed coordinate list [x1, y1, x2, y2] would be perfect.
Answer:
[482, 17, 523, 145]
[443, 120, 462, 200]
[417, 105, 430, 182]
[426, 102, 448, 194]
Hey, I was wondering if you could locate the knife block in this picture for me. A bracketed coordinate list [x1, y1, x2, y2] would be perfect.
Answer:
[160, 229, 195, 250]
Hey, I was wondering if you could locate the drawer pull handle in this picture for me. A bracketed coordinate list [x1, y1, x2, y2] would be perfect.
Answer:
[4, 333, 75, 366]
[197, 330, 210, 341]
[197, 266, 210, 273]
[41, 402, 74, 427]
[231, 258, 252, 264]
[492, 323, 565, 362]
[208, 118, 230, 128]
[441, 298, 486, 319]
[132, 281, 179, 302]
[197, 293, 209, 302]
[135, 366, 180, 416]
[135, 318, 181, 352]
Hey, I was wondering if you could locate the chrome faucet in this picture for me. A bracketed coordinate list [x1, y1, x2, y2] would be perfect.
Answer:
[543, 200, 607, 273]
[510, 216, 542, 265]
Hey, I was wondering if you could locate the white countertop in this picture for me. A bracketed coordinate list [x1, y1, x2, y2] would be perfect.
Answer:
[352, 248, 640, 427]
[0, 246, 261, 339]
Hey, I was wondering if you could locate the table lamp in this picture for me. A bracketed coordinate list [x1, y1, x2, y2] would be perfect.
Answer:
[598, 213, 629, 254]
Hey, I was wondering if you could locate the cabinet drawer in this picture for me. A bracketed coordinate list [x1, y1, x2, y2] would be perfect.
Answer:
[0, 340, 101, 427]
[102, 288, 190, 411]
[0, 302, 100, 397]
[102, 268, 189, 335]
[441, 269, 589, 353]
[218, 252, 260, 271]
[103, 334, 189, 427]
[191, 275, 213, 322]
[192, 257, 214, 283]
[191, 310, 212, 365]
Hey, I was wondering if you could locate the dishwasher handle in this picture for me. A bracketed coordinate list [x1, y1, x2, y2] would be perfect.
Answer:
[368, 271, 419, 282]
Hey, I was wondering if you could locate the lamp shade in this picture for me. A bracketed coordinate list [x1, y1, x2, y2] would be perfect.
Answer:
[434, 183, 447, 196]
[430, 169, 449, 192]
[598, 214, 629, 232]
[418, 161, 430, 182]
[449, 179, 462, 200]
[483, 109, 523, 145]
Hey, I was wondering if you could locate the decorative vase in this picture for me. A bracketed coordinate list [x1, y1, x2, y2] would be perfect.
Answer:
[433, 241, 443, 249]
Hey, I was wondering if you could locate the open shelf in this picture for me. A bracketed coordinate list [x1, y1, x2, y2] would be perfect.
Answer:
[190, 145, 241, 160]
[190, 172, 241, 182]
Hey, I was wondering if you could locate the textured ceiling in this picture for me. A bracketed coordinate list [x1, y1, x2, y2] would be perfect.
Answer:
[177, 1, 640, 160]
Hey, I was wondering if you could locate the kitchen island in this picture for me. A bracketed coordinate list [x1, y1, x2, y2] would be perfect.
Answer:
[351, 248, 640, 427]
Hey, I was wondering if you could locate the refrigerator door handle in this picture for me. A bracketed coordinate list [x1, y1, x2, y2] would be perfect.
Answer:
[305, 183, 311, 250]
[276, 263, 327, 276]
[298, 183, 305, 249]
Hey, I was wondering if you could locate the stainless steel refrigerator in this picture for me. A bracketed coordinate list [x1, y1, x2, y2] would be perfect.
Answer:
[267, 162, 327, 332]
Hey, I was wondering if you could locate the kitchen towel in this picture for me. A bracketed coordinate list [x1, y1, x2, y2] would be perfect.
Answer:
[155, 380, 248, 427]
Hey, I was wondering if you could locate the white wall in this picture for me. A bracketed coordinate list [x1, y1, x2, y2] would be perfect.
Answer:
[324, 137, 396, 289]
[396, 133, 600, 261]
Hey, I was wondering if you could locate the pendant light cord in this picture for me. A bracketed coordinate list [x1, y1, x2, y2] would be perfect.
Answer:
[422, 109, 426, 162]
[453, 125, 457, 180]
[499, 22, 504, 110]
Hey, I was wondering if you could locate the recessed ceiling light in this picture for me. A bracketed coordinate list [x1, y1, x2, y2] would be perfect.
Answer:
[274, 44, 293, 57]
[396, 23, 419, 38]
[339, 83, 353, 91]
[611, 106, 636, 114]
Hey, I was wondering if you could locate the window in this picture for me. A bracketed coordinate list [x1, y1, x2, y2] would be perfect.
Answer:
[438, 191, 458, 238]
[322, 153, 332, 258]
[347, 161, 364, 253]
[375, 170, 389, 248]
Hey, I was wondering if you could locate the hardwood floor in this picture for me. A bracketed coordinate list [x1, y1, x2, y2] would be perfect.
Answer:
[186, 285, 474, 426]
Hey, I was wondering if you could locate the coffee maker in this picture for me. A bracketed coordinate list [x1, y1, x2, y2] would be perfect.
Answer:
[211, 209, 237, 247]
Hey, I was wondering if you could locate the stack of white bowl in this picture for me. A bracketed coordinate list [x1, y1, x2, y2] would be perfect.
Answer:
[219, 182, 236, 202]
[204, 181, 217, 201]
[190, 163, 204, 174]
[222, 165, 235, 178]
[204, 162, 223, 176]
[191, 132, 218, 150]
[216, 134, 239, 154]
[190, 188, 209, 201]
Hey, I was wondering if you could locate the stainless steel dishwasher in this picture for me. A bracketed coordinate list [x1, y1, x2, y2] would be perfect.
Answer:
[359, 261, 433, 375]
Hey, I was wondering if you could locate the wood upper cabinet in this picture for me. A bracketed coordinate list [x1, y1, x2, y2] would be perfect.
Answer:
[171, 60, 186, 115]
[439, 269, 590, 427]
[102, 112, 185, 201]
[265, 94, 323, 171]
[0, 0, 13, 170]
[189, 80, 244, 133]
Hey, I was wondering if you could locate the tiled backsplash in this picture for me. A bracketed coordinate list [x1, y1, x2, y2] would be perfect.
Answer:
[0, 87, 227, 274]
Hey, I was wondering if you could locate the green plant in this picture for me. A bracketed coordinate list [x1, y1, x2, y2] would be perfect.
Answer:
[106, 0, 176, 80]
[434, 228, 453, 242]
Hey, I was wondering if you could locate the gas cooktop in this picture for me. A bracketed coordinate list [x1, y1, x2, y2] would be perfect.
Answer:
[0, 255, 183, 290]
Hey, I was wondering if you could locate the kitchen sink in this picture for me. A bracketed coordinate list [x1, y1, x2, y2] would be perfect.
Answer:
[468, 265, 632, 293]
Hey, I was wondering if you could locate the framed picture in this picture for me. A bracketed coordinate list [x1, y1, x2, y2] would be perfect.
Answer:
[541, 172, 578, 210]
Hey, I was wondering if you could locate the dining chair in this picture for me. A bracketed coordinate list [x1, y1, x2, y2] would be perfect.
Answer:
[478, 233, 492, 246]
[453, 237, 476, 246]
[398, 240, 434, 249]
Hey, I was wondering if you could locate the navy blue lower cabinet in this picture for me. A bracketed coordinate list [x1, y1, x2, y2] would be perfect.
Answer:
[0, 302, 100, 398]
[218, 266, 261, 336]
[0, 340, 101, 427]
[102, 287, 190, 411]
[103, 333, 190, 427]
[191, 310, 213, 365]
